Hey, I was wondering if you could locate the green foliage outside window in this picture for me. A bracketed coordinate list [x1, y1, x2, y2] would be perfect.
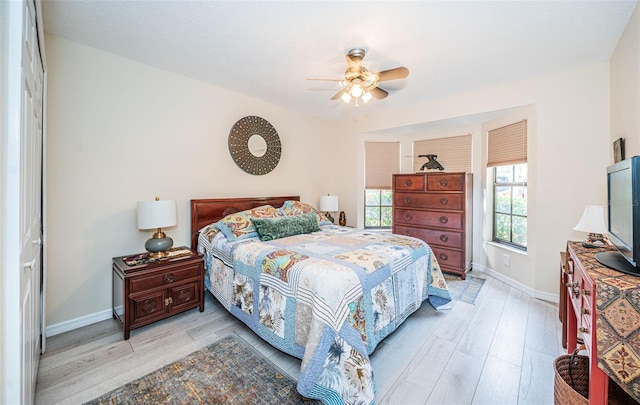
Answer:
[494, 164, 528, 249]
[365, 190, 393, 228]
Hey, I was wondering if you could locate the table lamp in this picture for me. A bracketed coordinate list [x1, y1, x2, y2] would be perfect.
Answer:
[573, 205, 607, 248]
[319, 195, 338, 224]
[137, 197, 177, 258]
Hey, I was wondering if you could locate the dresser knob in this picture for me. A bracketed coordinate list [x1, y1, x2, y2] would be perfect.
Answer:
[405, 179, 412, 187]
[439, 253, 449, 261]
[440, 198, 448, 205]
[164, 297, 173, 306]
[439, 234, 449, 242]
[582, 289, 590, 296]
[404, 213, 413, 221]
[581, 308, 590, 315]
[404, 197, 412, 204]
[439, 216, 448, 224]
[405, 230, 412, 236]
[439, 179, 448, 187]
[163, 273, 175, 283]
[579, 327, 589, 333]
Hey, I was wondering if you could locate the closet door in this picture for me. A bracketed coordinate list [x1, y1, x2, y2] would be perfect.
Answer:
[2, 0, 44, 403]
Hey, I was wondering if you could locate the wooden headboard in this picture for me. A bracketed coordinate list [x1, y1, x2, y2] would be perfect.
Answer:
[189, 196, 300, 248]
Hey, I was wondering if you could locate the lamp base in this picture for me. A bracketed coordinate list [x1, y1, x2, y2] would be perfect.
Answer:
[145, 233, 173, 258]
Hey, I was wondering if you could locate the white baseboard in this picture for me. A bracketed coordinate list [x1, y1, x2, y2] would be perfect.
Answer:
[472, 263, 559, 304]
[46, 308, 113, 337]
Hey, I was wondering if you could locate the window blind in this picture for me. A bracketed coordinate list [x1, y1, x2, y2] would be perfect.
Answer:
[413, 134, 472, 173]
[487, 119, 527, 167]
[365, 141, 399, 189]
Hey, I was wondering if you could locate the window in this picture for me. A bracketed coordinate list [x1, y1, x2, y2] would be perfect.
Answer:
[365, 190, 393, 228]
[487, 119, 527, 250]
[364, 141, 399, 229]
[493, 164, 527, 249]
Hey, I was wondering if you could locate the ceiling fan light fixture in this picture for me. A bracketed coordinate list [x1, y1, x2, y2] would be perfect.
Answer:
[362, 91, 372, 103]
[340, 91, 352, 104]
[350, 83, 364, 98]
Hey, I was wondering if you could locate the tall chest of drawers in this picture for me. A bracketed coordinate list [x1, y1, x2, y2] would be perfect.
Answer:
[392, 172, 473, 279]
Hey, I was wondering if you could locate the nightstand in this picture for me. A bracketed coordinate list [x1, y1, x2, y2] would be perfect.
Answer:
[112, 247, 204, 340]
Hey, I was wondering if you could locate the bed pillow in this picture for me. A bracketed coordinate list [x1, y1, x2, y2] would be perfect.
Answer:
[251, 212, 321, 241]
[278, 200, 332, 225]
[215, 205, 280, 241]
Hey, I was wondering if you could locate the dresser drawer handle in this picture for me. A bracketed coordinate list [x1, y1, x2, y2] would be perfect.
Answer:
[404, 213, 413, 221]
[439, 198, 448, 205]
[581, 308, 590, 315]
[582, 289, 590, 296]
[439, 253, 449, 261]
[439, 216, 448, 224]
[164, 297, 173, 306]
[404, 230, 412, 236]
[404, 197, 412, 204]
[163, 274, 175, 283]
[439, 234, 449, 242]
[405, 179, 413, 187]
[439, 179, 448, 187]
[566, 282, 579, 299]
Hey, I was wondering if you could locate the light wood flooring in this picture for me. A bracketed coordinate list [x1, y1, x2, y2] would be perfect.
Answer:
[35, 273, 564, 405]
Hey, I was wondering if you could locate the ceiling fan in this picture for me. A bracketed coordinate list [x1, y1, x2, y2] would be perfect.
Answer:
[308, 48, 409, 106]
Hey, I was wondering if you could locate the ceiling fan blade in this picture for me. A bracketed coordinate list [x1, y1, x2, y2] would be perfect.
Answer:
[369, 87, 388, 100]
[376, 67, 409, 82]
[330, 87, 349, 100]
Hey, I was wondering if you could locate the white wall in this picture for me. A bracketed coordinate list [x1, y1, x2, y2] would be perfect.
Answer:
[343, 62, 611, 300]
[45, 35, 345, 329]
[611, 2, 640, 158]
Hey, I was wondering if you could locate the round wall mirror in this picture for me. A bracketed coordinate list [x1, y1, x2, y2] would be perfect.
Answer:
[247, 134, 267, 157]
[228, 116, 281, 175]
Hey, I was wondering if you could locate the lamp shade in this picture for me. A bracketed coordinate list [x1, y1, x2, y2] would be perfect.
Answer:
[319, 195, 338, 212]
[574, 205, 607, 234]
[137, 199, 177, 230]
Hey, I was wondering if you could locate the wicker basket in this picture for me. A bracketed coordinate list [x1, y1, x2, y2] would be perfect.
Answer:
[554, 352, 590, 405]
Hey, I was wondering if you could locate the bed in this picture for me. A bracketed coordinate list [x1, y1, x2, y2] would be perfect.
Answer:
[190, 196, 451, 405]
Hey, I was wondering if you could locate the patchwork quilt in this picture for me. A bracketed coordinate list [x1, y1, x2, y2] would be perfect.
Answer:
[198, 225, 451, 405]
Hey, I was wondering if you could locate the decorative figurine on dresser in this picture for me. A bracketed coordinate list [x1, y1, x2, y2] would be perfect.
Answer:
[112, 247, 204, 340]
[392, 172, 472, 279]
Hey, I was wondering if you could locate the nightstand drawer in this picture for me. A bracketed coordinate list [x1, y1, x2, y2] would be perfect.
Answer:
[170, 283, 201, 311]
[394, 192, 463, 210]
[131, 290, 167, 324]
[129, 263, 201, 293]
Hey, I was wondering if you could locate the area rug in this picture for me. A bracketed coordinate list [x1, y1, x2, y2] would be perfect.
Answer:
[84, 335, 320, 405]
[444, 274, 486, 304]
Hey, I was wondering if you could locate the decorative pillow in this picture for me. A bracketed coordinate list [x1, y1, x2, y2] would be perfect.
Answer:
[215, 205, 280, 241]
[251, 212, 321, 241]
[278, 200, 332, 225]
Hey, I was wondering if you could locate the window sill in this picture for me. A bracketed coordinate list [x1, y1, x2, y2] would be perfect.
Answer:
[486, 241, 527, 255]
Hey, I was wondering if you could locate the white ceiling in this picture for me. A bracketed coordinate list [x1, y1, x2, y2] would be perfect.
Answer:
[42, 0, 638, 123]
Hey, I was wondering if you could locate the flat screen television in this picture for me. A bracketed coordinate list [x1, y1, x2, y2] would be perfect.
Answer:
[596, 156, 640, 276]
